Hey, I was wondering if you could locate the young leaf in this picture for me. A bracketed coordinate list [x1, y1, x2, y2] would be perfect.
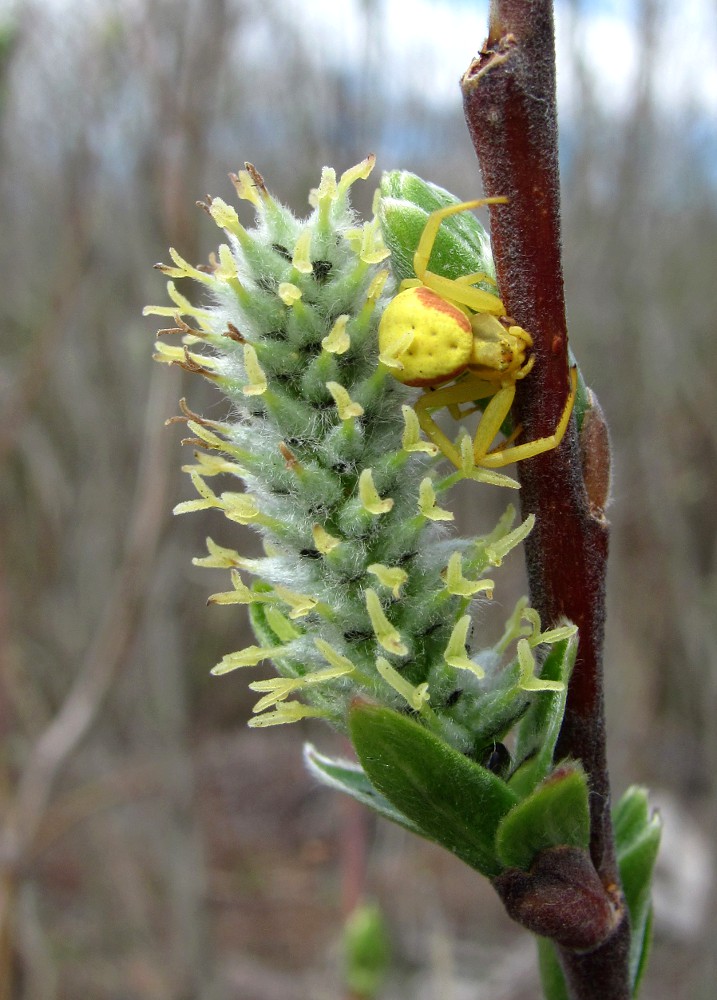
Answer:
[613, 786, 662, 993]
[349, 701, 518, 878]
[303, 743, 422, 835]
[379, 170, 495, 284]
[496, 762, 590, 871]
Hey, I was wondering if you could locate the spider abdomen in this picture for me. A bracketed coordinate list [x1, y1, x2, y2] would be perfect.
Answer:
[378, 285, 473, 387]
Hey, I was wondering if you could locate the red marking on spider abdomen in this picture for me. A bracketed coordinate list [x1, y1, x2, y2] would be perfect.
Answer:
[413, 286, 471, 330]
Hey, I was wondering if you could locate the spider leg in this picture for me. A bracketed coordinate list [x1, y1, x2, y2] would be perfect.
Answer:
[471, 383, 517, 465]
[421, 270, 505, 316]
[413, 198, 508, 282]
[413, 375, 502, 469]
[479, 366, 578, 468]
[453, 271, 497, 288]
[487, 421, 524, 451]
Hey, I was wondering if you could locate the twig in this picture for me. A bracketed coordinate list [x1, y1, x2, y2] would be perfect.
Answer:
[0, 365, 178, 997]
[461, 2, 629, 997]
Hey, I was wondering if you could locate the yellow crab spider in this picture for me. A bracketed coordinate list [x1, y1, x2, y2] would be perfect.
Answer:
[378, 197, 576, 470]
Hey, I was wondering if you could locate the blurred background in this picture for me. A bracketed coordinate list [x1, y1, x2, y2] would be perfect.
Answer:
[1, 0, 716, 997]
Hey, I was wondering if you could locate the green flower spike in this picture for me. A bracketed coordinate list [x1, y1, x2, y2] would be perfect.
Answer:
[151, 161, 593, 889]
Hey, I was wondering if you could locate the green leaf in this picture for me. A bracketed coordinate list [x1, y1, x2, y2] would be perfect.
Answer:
[537, 938, 570, 1000]
[379, 170, 495, 285]
[632, 904, 654, 998]
[496, 762, 590, 871]
[508, 636, 578, 798]
[349, 702, 518, 877]
[303, 743, 422, 835]
[613, 786, 662, 993]
[613, 783, 652, 847]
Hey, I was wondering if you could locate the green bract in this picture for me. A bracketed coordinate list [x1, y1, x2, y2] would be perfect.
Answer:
[379, 169, 496, 286]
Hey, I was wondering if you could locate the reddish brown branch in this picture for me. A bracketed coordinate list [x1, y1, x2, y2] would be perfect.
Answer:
[462, 2, 629, 997]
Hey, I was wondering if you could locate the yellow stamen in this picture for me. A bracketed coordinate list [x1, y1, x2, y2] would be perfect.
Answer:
[292, 228, 313, 274]
[250, 663, 353, 713]
[327, 381, 364, 421]
[378, 330, 413, 370]
[273, 585, 319, 619]
[310, 166, 338, 209]
[460, 436, 520, 489]
[221, 492, 263, 524]
[401, 406, 440, 456]
[322, 315, 351, 354]
[173, 473, 222, 515]
[495, 597, 532, 653]
[359, 469, 393, 515]
[211, 644, 288, 676]
[232, 167, 264, 207]
[345, 216, 390, 264]
[265, 607, 302, 642]
[154, 247, 214, 284]
[312, 524, 341, 554]
[181, 452, 245, 477]
[207, 197, 244, 237]
[366, 268, 389, 302]
[444, 616, 485, 679]
[485, 514, 535, 566]
[192, 537, 256, 570]
[418, 478, 454, 521]
[367, 563, 408, 599]
[535, 623, 578, 645]
[144, 282, 213, 324]
[314, 639, 356, 673]
[365, 589, 407, 656]
[521, 608, 578, 649]
[242, 343, 268, 396]
[375, 656, 429, 711]
[517, 639, 565, 692]
[278, 282, 302, 305]
[337, 155, 376, 197]
[248, 701, 327, 727]
[154, 341, 214, 369]
[217, 243, 236, 274]
[208, 570, 271, 606]
[444, 552, 494, 598]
